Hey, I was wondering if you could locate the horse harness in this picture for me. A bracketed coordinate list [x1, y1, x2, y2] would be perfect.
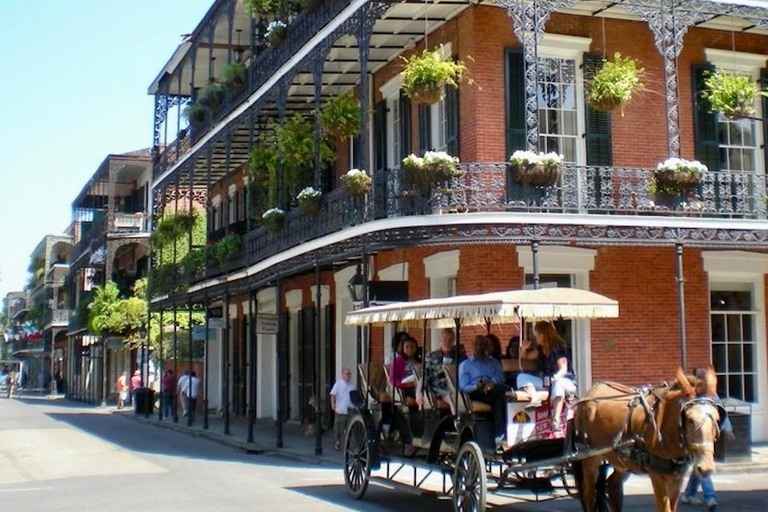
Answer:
[579, 383, 721, 476]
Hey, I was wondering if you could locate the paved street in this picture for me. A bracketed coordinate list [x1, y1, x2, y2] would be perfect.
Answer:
[1, 398, 766, 511]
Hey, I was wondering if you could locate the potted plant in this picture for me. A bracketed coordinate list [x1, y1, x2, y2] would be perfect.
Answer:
[400, 45, 468, 105]
[588, 52, 644, 115]
[266, 20, 287, 46]
[302, 0, 322, 13]
[243, 0, 280, 17]
[296, 187, 322, 215]
[213, 234, 242, 265]
[653, 158, 708, 195]
[262, 207, 286, 232]
[401, 152, 459, 187]
[702, 71, 768, 118]
[508, 150, 563, 186]
[197, 82, 225, 111]
[183, 102, 210, 129]
[340, 169, 372, 197]
[320, 93, 360, 141]
[220, 62, 247, 93]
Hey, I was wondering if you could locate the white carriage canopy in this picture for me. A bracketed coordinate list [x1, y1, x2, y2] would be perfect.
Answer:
[345, 288, 619, 327]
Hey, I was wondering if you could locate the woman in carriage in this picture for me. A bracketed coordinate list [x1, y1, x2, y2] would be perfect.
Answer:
[516, 321, 576, 431]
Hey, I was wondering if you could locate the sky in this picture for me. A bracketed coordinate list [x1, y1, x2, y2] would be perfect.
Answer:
[0, 0, 213, 301]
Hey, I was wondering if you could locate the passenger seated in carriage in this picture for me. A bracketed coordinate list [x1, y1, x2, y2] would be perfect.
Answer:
[416, 328, 465, 414]
[459, 335, 511, 443]
[516, 321, 576, 431]
[389, 337, 421, 400]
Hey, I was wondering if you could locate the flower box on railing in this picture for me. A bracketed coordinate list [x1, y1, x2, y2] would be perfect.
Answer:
[508, 151, 562, 186]
[652, 158, 707, 195]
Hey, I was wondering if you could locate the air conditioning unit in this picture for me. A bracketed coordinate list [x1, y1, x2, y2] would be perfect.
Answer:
[125, 262, 137, 275]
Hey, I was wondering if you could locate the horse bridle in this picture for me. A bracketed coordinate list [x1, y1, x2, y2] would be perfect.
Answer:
[679, 397, 722, 454]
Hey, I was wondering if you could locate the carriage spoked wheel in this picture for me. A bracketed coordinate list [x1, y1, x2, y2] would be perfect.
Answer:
[344, 415, 371, 499]
[452, 442, 487, 512]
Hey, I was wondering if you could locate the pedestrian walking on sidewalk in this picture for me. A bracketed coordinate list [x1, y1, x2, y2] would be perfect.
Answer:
[130, 370, 141, 408]
[161, 369, 175, 418]
[329, 368, 354, 451]
[185, 372, 201, 424]
[177, 371, 190, 417]
[680, 366, 735, 510]
[116, 372, 129, 409]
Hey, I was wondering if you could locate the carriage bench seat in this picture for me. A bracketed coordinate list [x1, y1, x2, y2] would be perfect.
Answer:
[505, 389, 550, 404]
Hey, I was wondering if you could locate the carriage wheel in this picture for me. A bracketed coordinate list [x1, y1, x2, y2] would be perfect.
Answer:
[452, 442, 487, 512]
[344, 415, 371, 499]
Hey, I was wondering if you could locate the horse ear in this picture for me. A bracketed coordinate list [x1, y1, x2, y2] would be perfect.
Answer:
[676, 367, 696, 398]
[704, 366, 718, 397]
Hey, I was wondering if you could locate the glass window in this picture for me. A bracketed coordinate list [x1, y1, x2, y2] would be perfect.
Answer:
[718, 116, 758, 172]
[710, 289, 757, 402]
[537, 57, 579, 164]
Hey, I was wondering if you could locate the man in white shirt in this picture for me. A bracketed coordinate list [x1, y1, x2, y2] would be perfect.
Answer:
[329, 368, 354, 451]
[177, 371, 189, 418]
[185, 372, 201, 424]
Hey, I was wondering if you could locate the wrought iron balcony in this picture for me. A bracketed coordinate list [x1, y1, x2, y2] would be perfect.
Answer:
[154, 0, 353, 180]
[44, 309, 73, 328]
[178, 163, 768, 288]
[112, 212, 150, 233]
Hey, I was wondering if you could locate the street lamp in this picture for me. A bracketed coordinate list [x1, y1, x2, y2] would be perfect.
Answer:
[347, 265, 364, 303]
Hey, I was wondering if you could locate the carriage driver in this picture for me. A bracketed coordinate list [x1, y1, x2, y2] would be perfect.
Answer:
[516, 321, 576, 431]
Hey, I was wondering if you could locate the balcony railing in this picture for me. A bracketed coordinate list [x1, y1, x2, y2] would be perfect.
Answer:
[154, 0, 353, 180]
[165, 164, 767, 291]
[113, 212, 150, 233]
[44, 309, 73, 328]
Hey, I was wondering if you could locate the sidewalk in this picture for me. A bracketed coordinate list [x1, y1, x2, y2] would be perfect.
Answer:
[118, 407, 344, 466]
[114, 404, 768, 474]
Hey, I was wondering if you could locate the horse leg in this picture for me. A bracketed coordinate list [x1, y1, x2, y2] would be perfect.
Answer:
[649, 473, 674, 512]
[576, 457, 602, 512]
[605, 467, 627, 512]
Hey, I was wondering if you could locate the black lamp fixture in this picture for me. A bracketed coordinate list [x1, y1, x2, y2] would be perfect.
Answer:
[138, 325, 148, 340]
[234, 29, 244, 63]
[347, 264, 365, 302]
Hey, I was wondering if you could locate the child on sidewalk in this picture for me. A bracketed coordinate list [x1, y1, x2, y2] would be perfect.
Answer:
[329, 368, 354, 451]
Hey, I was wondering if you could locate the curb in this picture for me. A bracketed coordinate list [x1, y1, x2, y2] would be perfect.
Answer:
[118, 411, 266, 454]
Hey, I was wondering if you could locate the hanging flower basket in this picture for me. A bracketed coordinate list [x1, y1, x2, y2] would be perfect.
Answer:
[587, 53, 644, 115]
[653, 158, 707, 195]
[702, 71, 768, 118]
[410, 83, 445, 106]
[400, 45, 470, 106]
[262, 207, 285, 232]
[302, 0, 323, 13]
[402, 152, 459, 187]
[508, 150, 562, 186]
[341, 169, 372, 197]
[266, 21, 287, 46]
[296, 187, 322, 215]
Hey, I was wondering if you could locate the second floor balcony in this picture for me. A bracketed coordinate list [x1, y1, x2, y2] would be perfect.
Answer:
[44, 309, 72, 329]
[150, 163, 768, 298]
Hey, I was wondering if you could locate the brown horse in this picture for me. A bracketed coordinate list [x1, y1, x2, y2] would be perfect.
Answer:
[572, 368, 722, 512]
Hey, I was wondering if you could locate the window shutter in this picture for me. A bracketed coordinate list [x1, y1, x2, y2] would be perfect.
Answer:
[372, 100, 387, 219]
[584, 53, 613, 166]
[399, 93, 411, 159]
[445, 86, 460, 156]
[418, 104, 432, 155]
[692, 63, 719, 172]
[373, 100, 387, 173]
[761, 68, 768, 170]
[505, 49, 526, 156]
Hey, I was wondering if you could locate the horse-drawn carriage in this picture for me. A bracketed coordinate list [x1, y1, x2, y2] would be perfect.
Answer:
[341, 288, 724, 512]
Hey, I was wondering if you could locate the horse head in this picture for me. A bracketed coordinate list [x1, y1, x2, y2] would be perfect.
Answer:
[673, 367, 722, 478]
